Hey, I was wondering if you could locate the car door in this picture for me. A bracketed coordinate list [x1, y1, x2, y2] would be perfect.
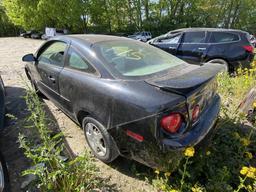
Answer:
[58, 46, 99, 114]
[153, 33, 182, 55]
[36, 41, 68, 103]
[177, 31, 208, 64]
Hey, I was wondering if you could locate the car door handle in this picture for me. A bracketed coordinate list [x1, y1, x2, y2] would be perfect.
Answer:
[48, 76, 56, 83]
[169, 46, 176, 49]
[198, 47, 206, 50]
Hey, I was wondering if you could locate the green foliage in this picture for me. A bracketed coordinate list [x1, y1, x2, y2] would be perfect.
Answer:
[19, 86, 103, 191]
[0, 0, 19, 36]
[2, 0, 256, 35]
[2, 0, 85, 31]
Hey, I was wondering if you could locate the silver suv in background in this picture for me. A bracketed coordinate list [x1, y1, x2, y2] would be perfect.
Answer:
[128, 31, 152, 42]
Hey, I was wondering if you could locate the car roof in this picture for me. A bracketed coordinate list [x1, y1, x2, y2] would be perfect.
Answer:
[168, 28, 247, 34]
[53, 34, 129, 46]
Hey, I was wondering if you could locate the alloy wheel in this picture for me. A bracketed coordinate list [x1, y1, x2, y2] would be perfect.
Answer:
[85, 123, 107, 157]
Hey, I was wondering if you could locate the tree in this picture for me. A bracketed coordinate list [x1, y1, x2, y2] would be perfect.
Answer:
[2, 0, 87, 32]
[1, 0, 256, 35]
[0, 0, 19, 36]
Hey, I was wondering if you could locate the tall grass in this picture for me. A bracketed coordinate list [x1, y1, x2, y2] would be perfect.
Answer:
[19, 86, 104, 191]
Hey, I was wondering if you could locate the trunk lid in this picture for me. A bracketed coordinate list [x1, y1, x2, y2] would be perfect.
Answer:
[145, 63, 223, 124]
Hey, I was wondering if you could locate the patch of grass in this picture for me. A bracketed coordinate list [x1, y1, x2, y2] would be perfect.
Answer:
[19, 85, 113, 191]
[152, 62, 256, 192]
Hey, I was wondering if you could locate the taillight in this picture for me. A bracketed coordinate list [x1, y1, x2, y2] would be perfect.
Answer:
[243, 45, 254, 53]
[160, 113, 182, 133]
[192, 105, 200, 122]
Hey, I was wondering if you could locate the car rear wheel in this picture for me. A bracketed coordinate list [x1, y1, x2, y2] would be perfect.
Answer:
[207, 59, 229, 72]
[82, 117, 119, 163]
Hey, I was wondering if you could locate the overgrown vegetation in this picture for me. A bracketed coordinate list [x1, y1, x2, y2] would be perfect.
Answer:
[19, 86, 108, 192]
[152, 62, 256, 192]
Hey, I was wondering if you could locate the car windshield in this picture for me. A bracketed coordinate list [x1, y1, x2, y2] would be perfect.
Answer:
[93, 40, 186, 79]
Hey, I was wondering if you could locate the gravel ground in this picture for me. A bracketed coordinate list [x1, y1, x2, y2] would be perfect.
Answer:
[0, 37, 155, 192]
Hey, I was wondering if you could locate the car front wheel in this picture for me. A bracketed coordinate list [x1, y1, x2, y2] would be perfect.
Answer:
[82, 117, 119, 163]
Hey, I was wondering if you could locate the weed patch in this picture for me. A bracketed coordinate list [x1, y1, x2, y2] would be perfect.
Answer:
[19, 86, 113, 191]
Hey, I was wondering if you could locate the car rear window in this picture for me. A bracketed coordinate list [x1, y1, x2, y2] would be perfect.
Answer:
[183, 32, 206, 43]
[209, 32, 240, 43]
[93, 40, 186, 79]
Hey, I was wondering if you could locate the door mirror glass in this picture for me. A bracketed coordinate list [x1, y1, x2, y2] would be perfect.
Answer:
[22, 54, 36, 62]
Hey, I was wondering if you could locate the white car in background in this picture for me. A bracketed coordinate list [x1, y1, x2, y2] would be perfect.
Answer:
[41, 28, 68, 40]
[128, 31, 152, 42]
[250, 34, 256, 47]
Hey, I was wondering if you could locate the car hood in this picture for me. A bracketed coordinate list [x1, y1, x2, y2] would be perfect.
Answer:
[145, 63, 224, 95]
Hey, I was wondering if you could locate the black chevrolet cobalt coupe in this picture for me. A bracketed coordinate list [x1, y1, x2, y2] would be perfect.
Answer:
[23, 35, 223, 169]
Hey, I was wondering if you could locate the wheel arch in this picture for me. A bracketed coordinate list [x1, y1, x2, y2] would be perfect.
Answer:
[205, 57, 234, 72]
[76, 110, 90, 126]
[205, 57, 229, 64]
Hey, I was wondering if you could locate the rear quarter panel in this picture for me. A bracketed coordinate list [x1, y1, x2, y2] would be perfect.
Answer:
[58, 69, 186, 130]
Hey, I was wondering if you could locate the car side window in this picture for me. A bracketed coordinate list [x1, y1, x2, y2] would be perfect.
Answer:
[67, 48, 96, 74]
[183, 32, 206, 43]
[158, 34, 181, 44]
[38, 41, 67, 67]
[209, 32, 240, 43]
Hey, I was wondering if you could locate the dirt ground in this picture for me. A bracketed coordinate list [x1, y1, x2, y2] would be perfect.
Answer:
[0, 37, 156, 192]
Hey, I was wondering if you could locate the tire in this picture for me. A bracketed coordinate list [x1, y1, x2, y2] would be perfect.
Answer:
[82, 117, 119, 163]
[0, 152, 10, 192]
[207, 59, 229, 72]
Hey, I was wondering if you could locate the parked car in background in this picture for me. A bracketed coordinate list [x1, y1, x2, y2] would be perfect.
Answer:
[0, 76, 10, 192]
[249, 34, 256, 47]
[41, 28, 68, 40]
[148, 28, 255, 72]
[128, 31, 152, 42]
[23, 35, 223, 169]
[20, 30, 38, 38]
[31, 31, 43, 39]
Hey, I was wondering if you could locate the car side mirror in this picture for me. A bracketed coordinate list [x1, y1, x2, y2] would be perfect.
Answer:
[22, 54, 36, 62]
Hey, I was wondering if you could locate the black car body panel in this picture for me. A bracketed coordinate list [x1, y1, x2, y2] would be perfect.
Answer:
[23, 35, 222, 169]
[0, 76, 5, 129]
[149, 28, 255, 72]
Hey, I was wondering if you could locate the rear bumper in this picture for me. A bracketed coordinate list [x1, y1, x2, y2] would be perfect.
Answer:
[161, 94, 220, 150]
[108, 94, 220, 170]
[230, 53, 255, 70]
